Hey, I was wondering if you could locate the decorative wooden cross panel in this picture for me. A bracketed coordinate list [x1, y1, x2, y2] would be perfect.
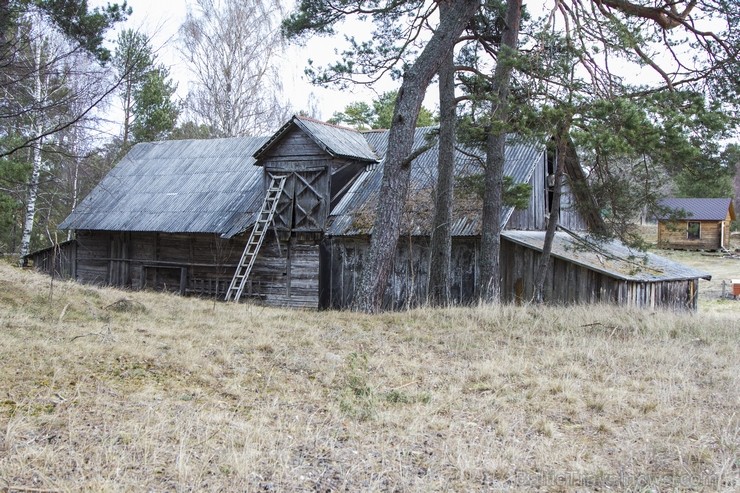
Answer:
[293, 170, 326, 231]
[271, 172, 294, 231]
[267, 169, 328, 232]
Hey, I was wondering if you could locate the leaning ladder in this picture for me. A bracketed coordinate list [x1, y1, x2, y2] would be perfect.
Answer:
[225, 174, 287, 302]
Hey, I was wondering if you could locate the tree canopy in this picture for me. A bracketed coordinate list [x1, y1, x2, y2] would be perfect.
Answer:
[284, 0, 739, 311]
[328, 90, 437, 130]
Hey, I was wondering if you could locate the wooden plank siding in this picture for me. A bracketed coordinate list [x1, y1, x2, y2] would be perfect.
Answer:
[505, 153, 588, 232]
[506, 154, 547, 230]
[326, 236, 700, 311]
[26, 240, 77, 279]
[326, 237, 478, 310]
[499, 240, 698, 310]
[658, 219, 727, 250]
[73, 230, 320, 308]
[259, 129, 362, 234]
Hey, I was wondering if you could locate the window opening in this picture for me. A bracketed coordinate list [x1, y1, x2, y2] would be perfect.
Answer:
[687, 221, 700, 240]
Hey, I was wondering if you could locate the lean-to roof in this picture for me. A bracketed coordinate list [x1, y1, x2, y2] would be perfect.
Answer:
[503, 230, 712, 282]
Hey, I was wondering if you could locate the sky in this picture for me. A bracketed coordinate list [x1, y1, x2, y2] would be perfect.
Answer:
[96, 0, 737, 146]
[97, 0, 404, 127]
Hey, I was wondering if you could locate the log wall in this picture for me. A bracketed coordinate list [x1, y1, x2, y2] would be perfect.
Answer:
[658, 220, 726, 250]
[74, 230, 320, 308]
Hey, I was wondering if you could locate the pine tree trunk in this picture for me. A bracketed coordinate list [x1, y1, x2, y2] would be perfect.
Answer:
[428, 3, 457, 306]
[480, 128, 505, 301]
[479, 0, 522, 302]
[533, 121, 570, 302]
[353, 0, 479, 313]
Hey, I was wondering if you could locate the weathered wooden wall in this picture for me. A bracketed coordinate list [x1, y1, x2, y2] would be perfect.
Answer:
[74, 230, 320, 308]
[657, 220, 725, 250]
[27, 240, 77, 279]
[326, 236, 699, 311]
[499, 240, 698, 310]
[325, 237, 478, 310]
[259, 127, 365, 234]
[507, 154, 546, 230]
[505, 153, 589, 232]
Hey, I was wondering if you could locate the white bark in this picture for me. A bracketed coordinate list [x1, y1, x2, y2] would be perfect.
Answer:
[19, 36, 44, 263]
[180, 0, 291, 137]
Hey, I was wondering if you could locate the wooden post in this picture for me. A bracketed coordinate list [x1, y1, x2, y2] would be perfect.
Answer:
[179, 267, 187, 295]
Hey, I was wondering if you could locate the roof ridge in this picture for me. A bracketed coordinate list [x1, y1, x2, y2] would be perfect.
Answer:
[294, 114, 361, 133]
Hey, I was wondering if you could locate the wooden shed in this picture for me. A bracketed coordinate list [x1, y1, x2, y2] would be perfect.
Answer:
[34, 115, 711, 311]
[500, 230, 710, 311]
[657, 198, 735, 250]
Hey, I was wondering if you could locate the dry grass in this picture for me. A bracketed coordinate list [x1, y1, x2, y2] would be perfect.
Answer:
[0, 262, 738, 492]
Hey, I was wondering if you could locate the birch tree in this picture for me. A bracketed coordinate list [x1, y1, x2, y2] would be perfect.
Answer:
[18, 23, 45, 262]
[0, 0, 128, 159]
[1, 4, 123, 258]
[180, 0, 290, 137]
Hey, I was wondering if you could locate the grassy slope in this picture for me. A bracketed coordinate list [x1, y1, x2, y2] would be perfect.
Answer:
[0, 262, 738, 492]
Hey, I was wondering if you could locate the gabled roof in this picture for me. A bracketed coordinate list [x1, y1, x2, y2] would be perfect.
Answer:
[326, 130, 544, 236]
[503, 230, 712, 282]
[59, 117, 543, 239]
[657, 197, 735, 221]
[59, 136, 268, 237]
[253, 115, 379, 163]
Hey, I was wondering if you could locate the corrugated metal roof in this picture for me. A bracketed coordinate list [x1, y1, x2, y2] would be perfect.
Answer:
[253, 115, 379, 163]
[59, 136, 268, 236]
[657, 198, 735, 221]
[327, 129, 544, 236]
[502, 230, 712, 282]
[60, 120, 543, 239]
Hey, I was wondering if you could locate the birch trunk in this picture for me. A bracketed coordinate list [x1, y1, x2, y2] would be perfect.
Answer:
[479, 0, 522, 302]
[67, 128, 81, 242]
[353, 0, 480, 313]
[19, 37, 44, 264]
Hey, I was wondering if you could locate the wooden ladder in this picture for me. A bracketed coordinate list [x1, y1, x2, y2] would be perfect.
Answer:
[225, 174, 287, 302]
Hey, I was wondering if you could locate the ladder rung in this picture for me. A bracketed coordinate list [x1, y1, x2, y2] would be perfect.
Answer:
[226, 174, 287, 302]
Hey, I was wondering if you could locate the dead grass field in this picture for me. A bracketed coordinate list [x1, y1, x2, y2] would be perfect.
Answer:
[0, 261, 738, 492]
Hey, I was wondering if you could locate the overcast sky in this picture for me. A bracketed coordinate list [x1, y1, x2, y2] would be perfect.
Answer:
[95, 0, 406, 128]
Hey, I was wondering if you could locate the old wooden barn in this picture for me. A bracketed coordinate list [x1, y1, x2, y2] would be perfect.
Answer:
[31, 116, 710, 310]
[657, 197, 735, 251]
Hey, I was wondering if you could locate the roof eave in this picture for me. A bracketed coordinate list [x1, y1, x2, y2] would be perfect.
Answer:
[252, 115, 379, 164]
[501, 232, 711, 282]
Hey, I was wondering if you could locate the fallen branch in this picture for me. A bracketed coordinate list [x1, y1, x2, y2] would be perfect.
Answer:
[70, 325, 111, 342]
